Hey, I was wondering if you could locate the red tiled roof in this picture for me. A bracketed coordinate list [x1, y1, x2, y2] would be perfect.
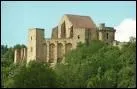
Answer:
[65, 14, 96, 29]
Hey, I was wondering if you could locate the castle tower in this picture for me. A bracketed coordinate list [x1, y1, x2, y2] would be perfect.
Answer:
[97, 23, 116, 44]
[27, 28, 45, 63]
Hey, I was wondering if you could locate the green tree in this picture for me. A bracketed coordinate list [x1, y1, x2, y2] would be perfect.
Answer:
[11, 61, 58, 88]
[55, 40, 136, 88]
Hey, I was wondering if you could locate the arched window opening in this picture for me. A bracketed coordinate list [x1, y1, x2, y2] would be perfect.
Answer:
[61, 21, 66, 38]
[49, 43, 55, 63]
[70, 26, 73, 38]
[57, 43, 63, 63]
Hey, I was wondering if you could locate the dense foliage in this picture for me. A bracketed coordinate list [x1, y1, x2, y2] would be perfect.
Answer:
[55, 40, 136, 88]
[12, 61, 58, 88]
[1, 44, 26, 87]
[1, 39, 136, 88]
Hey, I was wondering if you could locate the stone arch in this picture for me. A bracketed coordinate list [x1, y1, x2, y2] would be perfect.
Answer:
[61, 21, 66, 38]
[49, 43, 55, 63]
[65, 43, 72, 54]
[57, 43, 64, 63]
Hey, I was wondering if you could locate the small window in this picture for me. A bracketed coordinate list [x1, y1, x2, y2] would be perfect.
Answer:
[78, 35, 80, 39]
[31, 36, 32, 40]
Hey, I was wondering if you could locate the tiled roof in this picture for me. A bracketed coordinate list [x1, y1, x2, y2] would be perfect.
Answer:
[65, 14, 96, 29]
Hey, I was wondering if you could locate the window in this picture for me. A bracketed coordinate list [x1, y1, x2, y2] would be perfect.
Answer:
[31, 36, 32, 40]
[61, 21, 66, 38]
[78, 35, 80, 39]
[70, 26, 73, 38]
[107, 33, 109, 39]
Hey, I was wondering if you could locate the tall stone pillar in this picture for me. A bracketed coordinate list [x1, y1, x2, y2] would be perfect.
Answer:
[23, 48, 27, 61]
[54, 41, 58, 64]
[43, 43, 47, 62]
[14, 49, 21, 64]
[62, 41, 66, 63]
[14, 49, 18, 64]
[20, 48, 24, 61]
[46, 41, 49, 63]
[22, 48, 26, 61]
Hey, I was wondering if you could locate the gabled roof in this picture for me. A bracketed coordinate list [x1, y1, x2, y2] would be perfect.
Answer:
[65, 14, 96, 29]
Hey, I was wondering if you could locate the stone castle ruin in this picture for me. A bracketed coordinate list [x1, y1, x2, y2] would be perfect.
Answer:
[14, 14, 116, 65]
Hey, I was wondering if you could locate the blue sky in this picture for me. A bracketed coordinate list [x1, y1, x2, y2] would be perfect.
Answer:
[1, 1, 136, 47]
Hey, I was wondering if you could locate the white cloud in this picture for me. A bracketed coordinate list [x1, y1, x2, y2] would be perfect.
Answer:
[114, 18, 136, 42]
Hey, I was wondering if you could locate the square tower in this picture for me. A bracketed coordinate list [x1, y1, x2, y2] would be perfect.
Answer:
[97, 23, 116, 44]
[27, 28, 45, 63]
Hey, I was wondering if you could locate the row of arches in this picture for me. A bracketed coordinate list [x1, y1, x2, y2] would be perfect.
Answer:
[44, 43, 72, 63]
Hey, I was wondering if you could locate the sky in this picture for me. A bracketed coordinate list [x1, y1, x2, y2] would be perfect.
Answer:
[1, 1, 136, 47]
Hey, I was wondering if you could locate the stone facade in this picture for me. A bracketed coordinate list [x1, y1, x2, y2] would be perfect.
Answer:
[14, 48, 27, 64]
[14, 14, 116, 65]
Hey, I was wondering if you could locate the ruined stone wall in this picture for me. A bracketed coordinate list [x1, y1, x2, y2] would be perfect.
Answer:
[42, 39, 73, 66]
[51, 26, 58, 39]
[73, 27, 86, 44]
[58, 15, 73, 39]
[14, 47, 27, 64]
[27, 28, 45, 63]
[97, 23, 116, 44]
[27, 29, 36, 63]
[14, 15, 116, 66]
[98, 30, 115, 44]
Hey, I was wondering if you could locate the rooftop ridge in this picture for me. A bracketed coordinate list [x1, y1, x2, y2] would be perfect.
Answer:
[65, 14, 90, 17]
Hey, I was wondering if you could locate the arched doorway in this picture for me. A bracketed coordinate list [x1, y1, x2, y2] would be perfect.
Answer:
[65, 43, 72, 54]
[57, 43, 64, 63]
[49, 43, 55, 63]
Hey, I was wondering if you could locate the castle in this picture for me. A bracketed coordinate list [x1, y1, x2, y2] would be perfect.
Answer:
[14, 14, 116, 65]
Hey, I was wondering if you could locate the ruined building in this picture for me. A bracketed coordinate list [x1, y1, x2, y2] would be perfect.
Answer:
[14, 14, 116, 65]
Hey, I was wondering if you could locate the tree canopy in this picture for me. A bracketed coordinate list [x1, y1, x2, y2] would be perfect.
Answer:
[1, 40, 136, 88]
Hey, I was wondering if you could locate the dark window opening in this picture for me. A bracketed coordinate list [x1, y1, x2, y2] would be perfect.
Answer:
[78, 35, 80, 39]
[31, 36, 32, 40]
[61, 21, 66, 38]
[70, 26, 73, 38]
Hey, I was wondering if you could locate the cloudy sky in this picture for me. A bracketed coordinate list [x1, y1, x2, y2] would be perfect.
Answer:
[1, 1, 136, 47]
[114, 18, 136, 42]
